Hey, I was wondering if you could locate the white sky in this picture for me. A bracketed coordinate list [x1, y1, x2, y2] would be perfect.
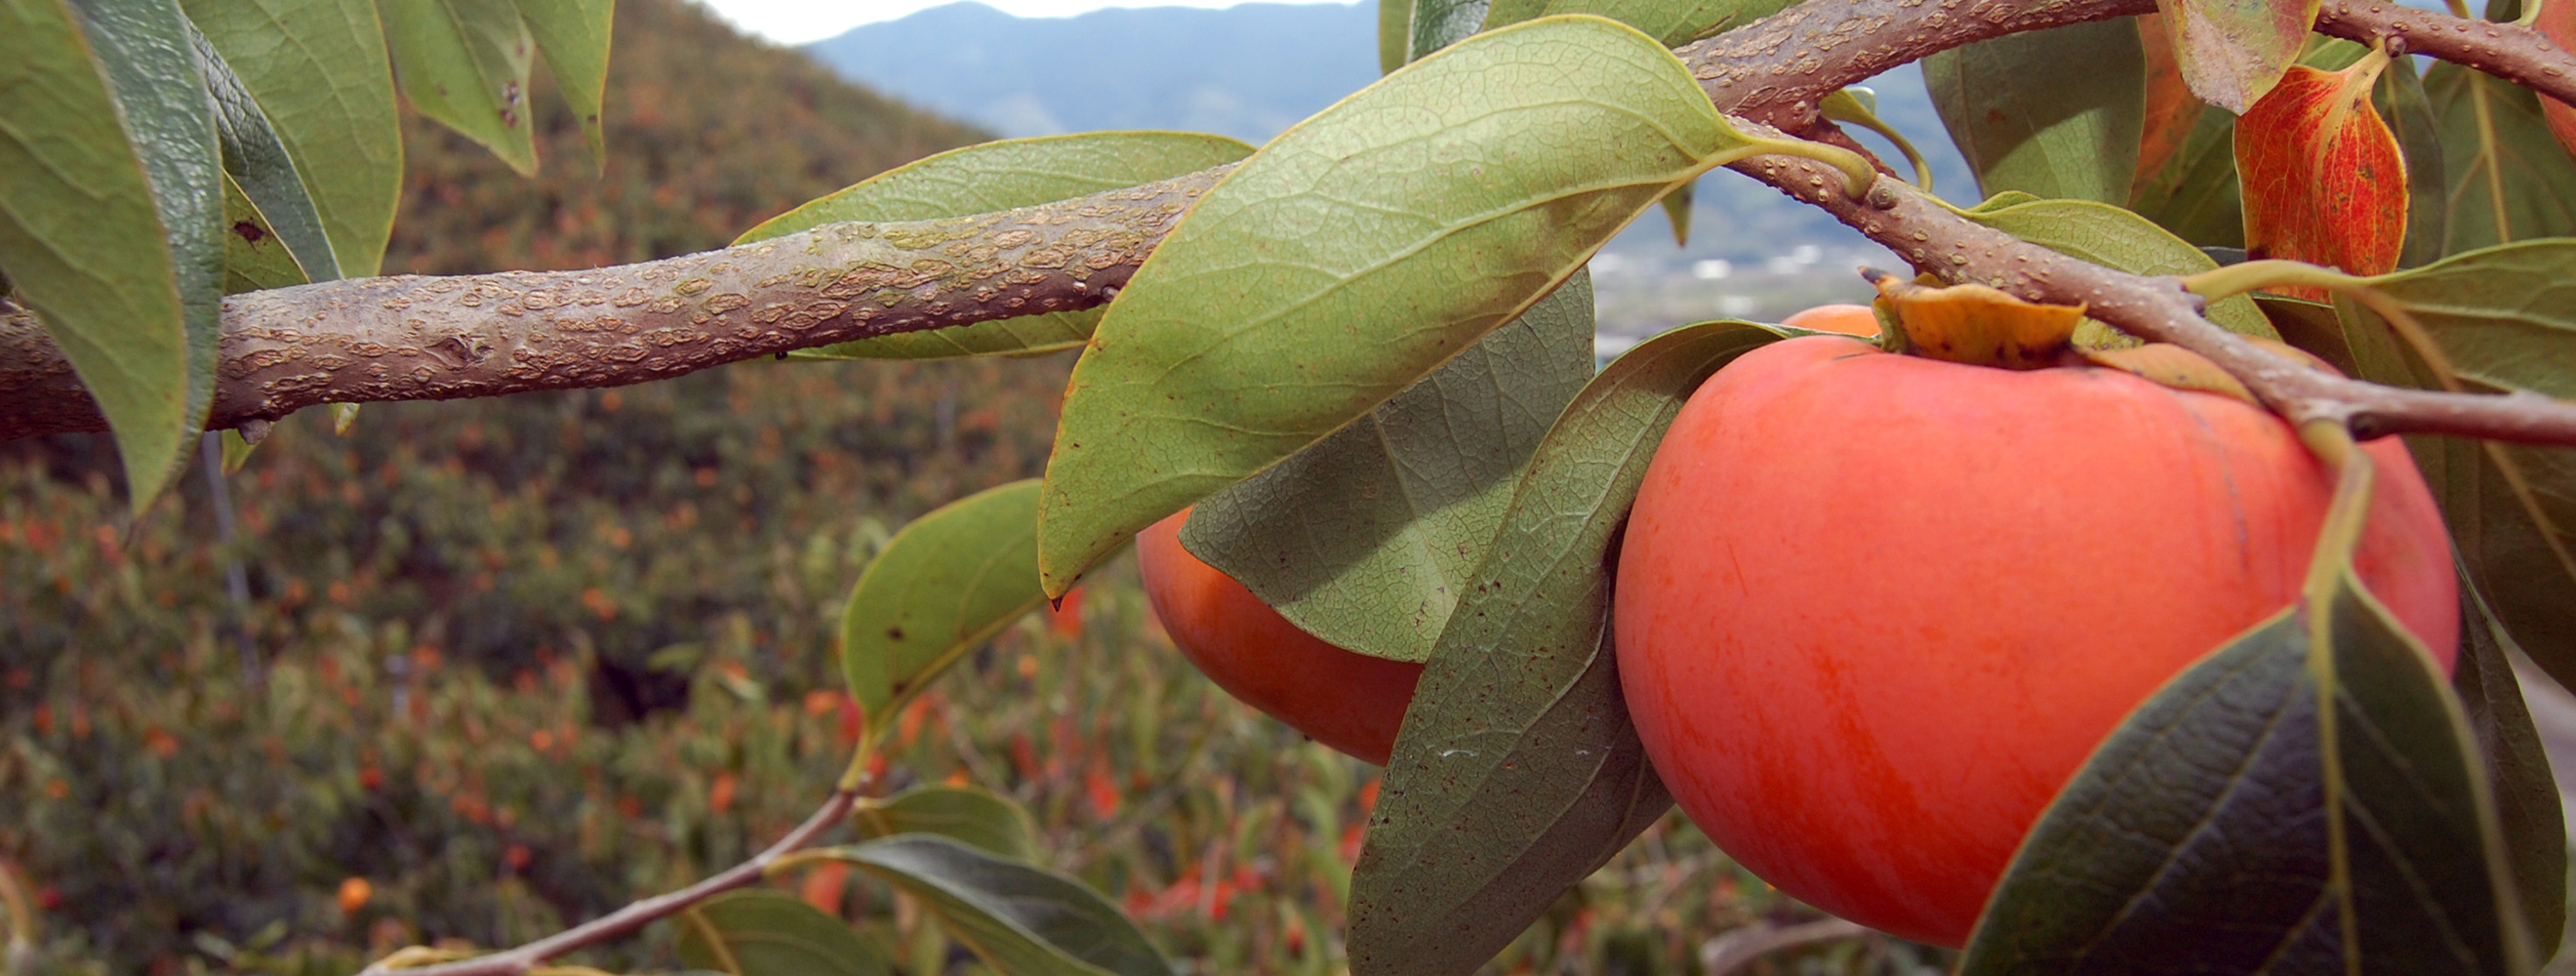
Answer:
[702, 0, 1350, 45]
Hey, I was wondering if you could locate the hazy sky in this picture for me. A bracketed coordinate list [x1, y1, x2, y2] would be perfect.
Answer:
[702, 0, 1353, 45]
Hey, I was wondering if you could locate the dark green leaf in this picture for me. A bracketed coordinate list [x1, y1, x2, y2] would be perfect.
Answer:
[1038, 15, 1757, 595]
[821, 835, 1174, 976]
[0, 0, 189, 509]
[508, 0, 609, 167]
[2454, 574, 2566, 960]
[1960, 464, 2529, 973]
[674, 890, 890, 976]
[2328, 242, 2576, 689]
[181, 0, 400, 276]
[2255, 294, 2358, 375]
[73, 0, 223, 502]
[1952, 195, 2273, 339]
[1348, 321, 1791, 976]
[841, 479, 1046, 738]
[855, 786, 1040, 863]
[1925, 18, 2144, 205]
[1406, 0, 1486, 60]
[1178, 273, 1594, 664]
[2126, 99, 2244, 248]
[379, 0, 539, 175]
[2380, 53, 2447, 268]
[1659, 181, 1690, 246]
[2427, 61, 2576, 257]
[221, 173, 310, 294]
[187, 20, 340, 280]
[742, 132, 1252, 361]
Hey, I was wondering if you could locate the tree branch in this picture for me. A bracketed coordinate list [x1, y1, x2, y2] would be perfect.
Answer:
[6, 0, 2576, 446]
[1726, 148, 2576, 444]
[0, 170, 1221, 441]
[355, 787, 858, 976]
[2314, 0, 2576, 108]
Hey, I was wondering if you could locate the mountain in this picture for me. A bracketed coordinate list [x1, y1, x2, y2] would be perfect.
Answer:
[806, 1, 1983, 327]
[807, 1, 1377, 144]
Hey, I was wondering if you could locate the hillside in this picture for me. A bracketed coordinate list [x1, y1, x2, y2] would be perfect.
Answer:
[385, 0, 989, 274]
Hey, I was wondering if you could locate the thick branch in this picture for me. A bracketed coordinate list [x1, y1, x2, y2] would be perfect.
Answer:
[1, 171, 1220, 440]
[2314, 0, 2576, 108]
[1729, 148, 2576, 444]
[356, 787, 858, 976]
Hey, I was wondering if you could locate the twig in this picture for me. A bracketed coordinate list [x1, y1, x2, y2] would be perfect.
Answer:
[1698, 917, 1872, 975]
[1748, 148, 2576, 443]
[355, 787, 857, 976]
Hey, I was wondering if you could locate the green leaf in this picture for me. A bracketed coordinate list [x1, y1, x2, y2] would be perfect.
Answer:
[1038, 15, 1758, 596]
[0, 0, 189, 509]
[1478, 0, 1787, 48]
[2153, 0, 2316, 113]
[674, 890, 891, 976]
[187, 20, 340, 281]
[1378, 0, 1408, 72]
[2255, 293, 2358, 374]
[841, 480, 1046, 738]
[507, 0, 609, 168]
[2126, 99, 2244, 248]
[2371, 49, 2448, 269]
[2329, 241, 2576, 688]
[1925, 18, 2145, 206]
[1348, 320, 1791, 976]
[819, 835, 1174, 976]
[1952, 195, 2274, 339]
[855, 785, 1040, 863]
[2427, 61, 2576, 257]
[221, 172, 310, 294]
[181, 0, 399, 276]
[2454, 574, 2566, 960]
[1178, 272, 1594, 664]
[1960, 591, 2526, 972]
[378, 0, 538, 175]
[73, 0, 224, 501]
[1406, 0, 1487, 61]
[741, 132, 1253, 361]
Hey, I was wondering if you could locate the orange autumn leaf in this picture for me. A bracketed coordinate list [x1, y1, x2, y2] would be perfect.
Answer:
[2542, 0, 2576, 161]
[2235, 49, 2406, 301]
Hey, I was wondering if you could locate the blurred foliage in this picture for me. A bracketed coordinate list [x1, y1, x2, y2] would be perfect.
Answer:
[0, 0, 1923, 972]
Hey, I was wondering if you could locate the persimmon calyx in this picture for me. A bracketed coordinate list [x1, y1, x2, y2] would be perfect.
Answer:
[1865, 269, 2086, 370]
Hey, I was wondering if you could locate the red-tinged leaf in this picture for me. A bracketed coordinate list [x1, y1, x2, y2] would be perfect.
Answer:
[2155, 0, 2316, 112]
[2235, 52, 2407, 300]
[2541, 0, 2576, 160]
[2134, 12, 2200, 183]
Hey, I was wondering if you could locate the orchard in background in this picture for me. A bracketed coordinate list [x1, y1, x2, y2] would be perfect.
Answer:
[6, 0, 2576, 972]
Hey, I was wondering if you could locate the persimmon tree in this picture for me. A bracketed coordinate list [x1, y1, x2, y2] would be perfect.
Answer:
[7, 0, 2576, 971]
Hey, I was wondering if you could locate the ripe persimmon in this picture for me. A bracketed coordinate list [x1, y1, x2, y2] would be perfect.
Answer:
[1612, 334, 2458, 947]
[1779, 304, 1882, 337]
[1138, 511, 1424, 764]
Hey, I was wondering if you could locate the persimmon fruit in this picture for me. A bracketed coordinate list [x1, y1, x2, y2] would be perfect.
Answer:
[1778, 303, 1882, 337]
[1138, 511, 1425, 764]
[1612, 332, 2459, 947]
